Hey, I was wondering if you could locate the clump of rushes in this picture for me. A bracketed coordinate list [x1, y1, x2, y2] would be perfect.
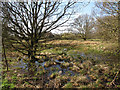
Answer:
[62, 82, 73, 88]
[60, 62, 70, 68]
[44, 61, 56, 67]
[50, 72, 58, 79]
[35, 69, 46, 76]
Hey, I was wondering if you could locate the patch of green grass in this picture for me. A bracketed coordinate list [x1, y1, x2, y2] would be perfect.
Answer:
[63, 82, 73, 88]
[88, 39, 101, 41]
[2, 79, 15, 89]
[11, 75, 18, 84]
[41, 49, 63, 55]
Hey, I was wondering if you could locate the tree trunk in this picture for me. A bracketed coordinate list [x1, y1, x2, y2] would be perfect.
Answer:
[118, 1, 120, 63]
[27, 39, 38, 74]
[2, 38, 8, 71]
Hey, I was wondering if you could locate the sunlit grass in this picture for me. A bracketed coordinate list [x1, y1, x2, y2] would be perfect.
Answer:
[2, 39, 120, 88]
[40, 39, 118, 57]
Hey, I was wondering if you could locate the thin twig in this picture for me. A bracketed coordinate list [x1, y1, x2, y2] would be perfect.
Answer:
[109, 70, 119, 87]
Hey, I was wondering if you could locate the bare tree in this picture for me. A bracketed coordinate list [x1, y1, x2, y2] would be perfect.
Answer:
[94, 2, 120, 86]
[71, 14, 94, 40]
[93, 1, 119, 41]
[1, 12, 10, 71]
[95, 15, 118, 41]
[1, 1, 76, 63]
[94, 1, 118, 16]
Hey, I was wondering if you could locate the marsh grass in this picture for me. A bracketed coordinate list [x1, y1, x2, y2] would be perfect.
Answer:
[2, 39, 120, 88]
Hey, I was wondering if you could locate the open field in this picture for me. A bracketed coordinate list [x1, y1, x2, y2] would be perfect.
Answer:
[41, 39, 119, 58]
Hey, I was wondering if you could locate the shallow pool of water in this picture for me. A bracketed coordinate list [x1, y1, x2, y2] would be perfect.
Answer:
[11, 51, 119, 77]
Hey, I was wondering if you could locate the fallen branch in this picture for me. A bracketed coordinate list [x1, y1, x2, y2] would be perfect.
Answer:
[109, 70, 119, 87]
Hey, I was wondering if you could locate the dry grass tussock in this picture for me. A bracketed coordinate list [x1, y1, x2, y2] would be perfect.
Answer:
[47, 40, 100, 45]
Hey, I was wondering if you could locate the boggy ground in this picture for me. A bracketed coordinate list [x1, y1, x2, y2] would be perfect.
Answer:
[1, 39, 120, 88]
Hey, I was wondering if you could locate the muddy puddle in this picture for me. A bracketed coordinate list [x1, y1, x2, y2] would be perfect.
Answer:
[12, 51, 119, 78]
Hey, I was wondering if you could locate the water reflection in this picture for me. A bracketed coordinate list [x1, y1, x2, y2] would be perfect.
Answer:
[12, 51, 118, 77]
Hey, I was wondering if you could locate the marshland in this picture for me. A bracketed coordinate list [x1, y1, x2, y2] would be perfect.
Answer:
[1, 1, 120, 89]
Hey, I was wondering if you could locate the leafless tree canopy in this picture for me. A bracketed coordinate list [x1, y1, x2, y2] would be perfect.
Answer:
[1, 1, 76, 62]
[71, 14, 94, 40]
[95, 1, 118, 16]
[93, 1, 119, 41]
